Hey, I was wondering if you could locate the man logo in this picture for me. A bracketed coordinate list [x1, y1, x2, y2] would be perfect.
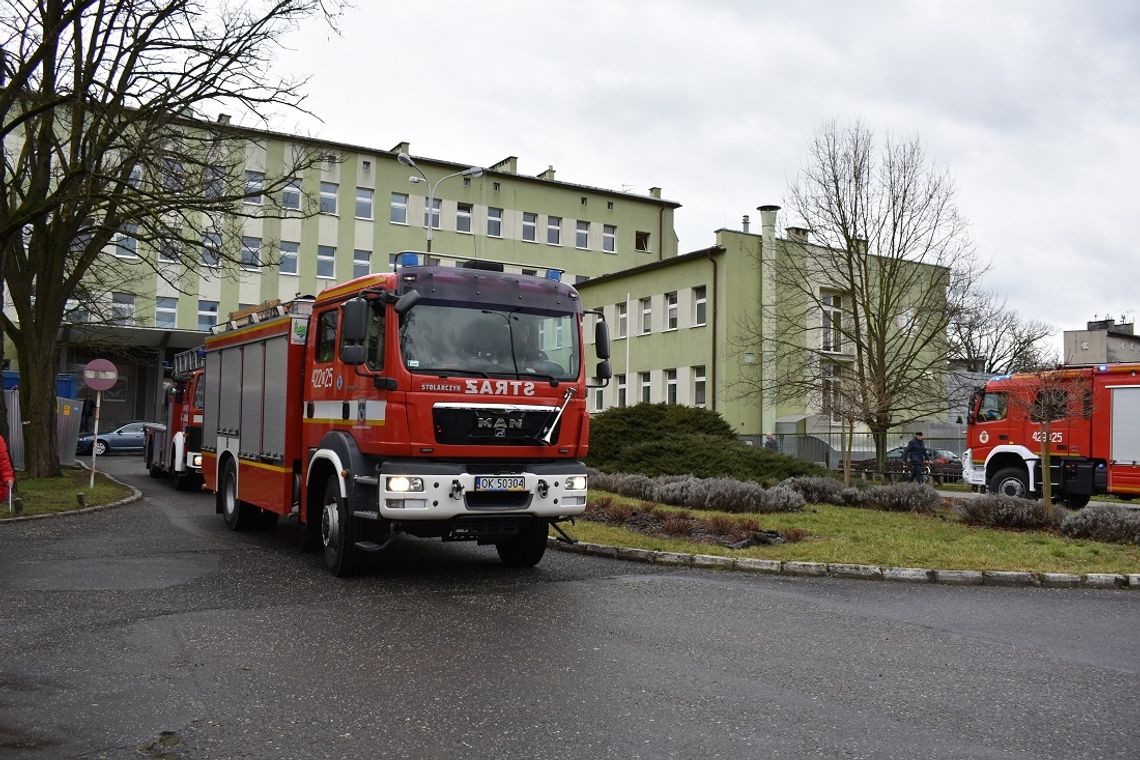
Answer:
[476, 415, 524, 437]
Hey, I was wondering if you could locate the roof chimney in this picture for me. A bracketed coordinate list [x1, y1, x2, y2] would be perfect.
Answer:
[217, 113, 231, 125]
[742, 215, 750, 233]
[390, 141, 410, 154]
[537, 165, 556, 181]
[757, 205, 780, 240]
[786, 226, 810, 243]
[649, 187, 662, 199]
[490, 156, 517, 174]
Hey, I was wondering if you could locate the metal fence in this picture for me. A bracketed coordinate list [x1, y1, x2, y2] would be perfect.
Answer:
[4, 389, 83, 470]
[768, 432, 967, 470]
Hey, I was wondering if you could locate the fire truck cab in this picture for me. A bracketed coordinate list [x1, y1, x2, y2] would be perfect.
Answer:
[201, 256, 611, 575]
[144, 347, 205, 490]
[962, 363, 1140, 506]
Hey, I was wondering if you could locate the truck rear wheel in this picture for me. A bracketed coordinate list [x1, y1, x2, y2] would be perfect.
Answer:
[989, 467, 1029, 499]
[321, 476, 357, 577]
[219, 461, 256, 531]
[495, 519, 549, 568]
[1062, 494, 1090, 509]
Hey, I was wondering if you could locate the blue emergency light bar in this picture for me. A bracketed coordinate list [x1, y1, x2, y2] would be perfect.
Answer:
[395, 251, 421, 269]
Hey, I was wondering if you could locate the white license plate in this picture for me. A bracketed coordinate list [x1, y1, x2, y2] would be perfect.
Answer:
[474, 476, 526, 492]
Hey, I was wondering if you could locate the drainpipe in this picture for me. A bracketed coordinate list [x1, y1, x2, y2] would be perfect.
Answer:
[705, 248, 719, 411]
[757, 205, 780, 436]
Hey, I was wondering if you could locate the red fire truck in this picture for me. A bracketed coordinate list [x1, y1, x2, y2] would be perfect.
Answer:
[201, 256, 611, 575]
[962, 363, 1140, 506]
[144, 347, 205, 490]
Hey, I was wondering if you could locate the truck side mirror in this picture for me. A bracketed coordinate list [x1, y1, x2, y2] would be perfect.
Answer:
[595, 360, 612, 381]
[394, 290, 420, 315]
[342, 298, 368, 343]
[594, 319, 611, 359]
[340, 345, 366, 365]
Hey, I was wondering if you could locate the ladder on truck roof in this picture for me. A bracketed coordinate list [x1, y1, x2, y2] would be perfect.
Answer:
[209, 297, 314, 335]
[172, 347, 205, 378]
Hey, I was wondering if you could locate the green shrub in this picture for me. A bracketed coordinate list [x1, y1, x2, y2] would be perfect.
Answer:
[1061, 504, 1140, 545]
[588, 403, 737, 466]
[960, 495, 1056, 529]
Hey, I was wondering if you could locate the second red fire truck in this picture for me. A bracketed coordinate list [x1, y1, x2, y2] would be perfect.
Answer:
[963, 363, 1140, 505]
[201, 256, 610, 575]
[144, 347, 205, 490]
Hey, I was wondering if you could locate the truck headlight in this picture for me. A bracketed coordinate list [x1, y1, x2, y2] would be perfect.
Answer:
[387, 476, 424, 493]
[566, 475, 587, 491]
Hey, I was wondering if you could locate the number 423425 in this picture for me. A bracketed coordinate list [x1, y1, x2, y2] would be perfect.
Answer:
[1032, 431, 1064, 443]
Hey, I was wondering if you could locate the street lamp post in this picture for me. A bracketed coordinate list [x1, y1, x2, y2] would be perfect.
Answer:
[397, 152, 484, 253]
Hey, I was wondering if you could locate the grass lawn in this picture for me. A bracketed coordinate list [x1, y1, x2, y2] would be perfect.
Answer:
[569, 491, 1140, 575]
[0, 466, 134, 520]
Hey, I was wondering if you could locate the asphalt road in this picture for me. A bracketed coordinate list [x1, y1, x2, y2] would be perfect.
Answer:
[1, 456, 1137, 760]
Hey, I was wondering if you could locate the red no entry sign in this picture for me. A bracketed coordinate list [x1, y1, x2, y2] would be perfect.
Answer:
[82, 358, 118, 392]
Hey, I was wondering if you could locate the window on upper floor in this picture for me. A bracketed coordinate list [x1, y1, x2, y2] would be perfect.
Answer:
[635, 230, 651, 252]
[615, 374, 627, 408]
[201, 231, 221, 268]
[547, 216, 561, 245]
[665, 369, 677, 405]
[522, 212, 537, 242]
[198, 300, 218, 331]
[693, 365, 707, 408]
[279, 241, 299, 275]
[155, 297, 178, 329]
[244, 171, 264, 205]
[615, 301, 628, 339]
[353, 249, 371, 278]
[639, 297, 651, 334]
[355, 187, 373, 219]
[693, 285, 707, 327]
[111, 292, 135, 325]
[282, 177, 302, 210]
[390, 192, 408, 224]
[487, 207, 502, 237]
[423, 197, 441, 229]
[457, 203, 472, 233]
[639, 371, 652, 403]
[317, 245, 336, 279]
[240, 236, 261, 270]
[603, 224, 616, 253]
[576, 220, 589, 249]
[822, 293, 843, 353]
[114, 224, 138, 258]
[319, 182, 338, 214]
[666, 291, 678, 330]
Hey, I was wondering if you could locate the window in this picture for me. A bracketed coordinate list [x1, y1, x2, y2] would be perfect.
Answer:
[822, 294, 843, 352]
[665, 369, 677, 405]
[161, 159, 184, 194]
[155, 297, 178, 328]
[315, 309, 338, 363]
[693, 286, 707, 327]
[244, 171, 264, 205]
[319, 182, 338, 214]
[240, 236, 261, 270]
[593, 387, 604, 412]
[576, 220, 589, 249]
[111, 293, 135, 325]
[198, 300, 219, 331]
[615, 374, 627, 407]
[423, 197, 441, 229]
[157, 238, 178, 263]
[114, 224, 138, 258]
[457, 203, 472, 233]
[977, 392, 1007, 422]
[603, 224, 616, 253]
[547, 216, 561, 245]
[353, 249, 371, 278]
[204, 165, 225, 199]
[693, 365, 706, 407]
[279, 241, 299, 275]
[615, 302, 628, 339]
[355, 187, 373, 219]
[639, 297, 651, 334]
[822, 362, 842, 422]
[201, 231, 221, 268]
[522, 212, 537, 242]
[666, 291, 678, 330]
[635, 230, 651, 252]
[390, 192, 408, 224]
[282, 177, 301, 210]
[639, 371, 652, 403]
[317, 245, 336, 279]
[487, 207, 502, 237]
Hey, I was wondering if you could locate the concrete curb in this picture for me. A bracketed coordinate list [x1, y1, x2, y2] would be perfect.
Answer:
[547, 538, 1135, 589]
[0, 467, 142, 524]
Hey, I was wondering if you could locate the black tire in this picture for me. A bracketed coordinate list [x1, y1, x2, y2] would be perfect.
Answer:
[1062, 493, 1090, 509]
[989, 466, 1030, 499]
[149, 461, 164, 479]
[496, 519, 549, 568]
[173, 471, 191, 491]
[320, 476, 357, 577]
[258, 509, 280, 530]
[219, 460, 256, 531]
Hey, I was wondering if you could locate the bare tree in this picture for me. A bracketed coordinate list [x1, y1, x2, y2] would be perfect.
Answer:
[0, 0, 343, 477]
[948, 287, 1053, 373]
[732, 120, 985, 471]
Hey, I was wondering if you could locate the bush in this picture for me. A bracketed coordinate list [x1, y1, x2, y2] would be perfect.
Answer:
[781, 476, 848, 505]
[587, 403, 736, 465]
[587, 468, 804, 514]
[1061, 504, 1140, 545]
[960, 495, 1056, 529]
[859, 482, 942, 513]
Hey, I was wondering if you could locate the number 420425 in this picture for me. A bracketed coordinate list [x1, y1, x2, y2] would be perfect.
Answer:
[1032, 431, 1063, 443]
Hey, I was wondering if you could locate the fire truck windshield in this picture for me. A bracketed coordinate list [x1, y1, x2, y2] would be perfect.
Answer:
[400, 303, 579, 381]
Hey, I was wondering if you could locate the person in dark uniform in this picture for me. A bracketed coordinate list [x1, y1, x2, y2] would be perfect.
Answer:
[904, 431, 931, 483]
[81, 395, 95, 432]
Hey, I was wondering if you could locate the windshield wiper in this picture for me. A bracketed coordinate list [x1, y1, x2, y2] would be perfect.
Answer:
[414, 367, 490, 378]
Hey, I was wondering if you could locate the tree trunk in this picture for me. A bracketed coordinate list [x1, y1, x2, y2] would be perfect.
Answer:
[16, 337, 61, 478]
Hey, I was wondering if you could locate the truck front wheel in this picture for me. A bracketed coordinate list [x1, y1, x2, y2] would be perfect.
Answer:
[321, 476, 357, 577]
[989, 467, 1030, 499]
[496, 519, 549, 568]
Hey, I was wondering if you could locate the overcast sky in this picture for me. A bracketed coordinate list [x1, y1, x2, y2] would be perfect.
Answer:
[268, 0, 1139, 351]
